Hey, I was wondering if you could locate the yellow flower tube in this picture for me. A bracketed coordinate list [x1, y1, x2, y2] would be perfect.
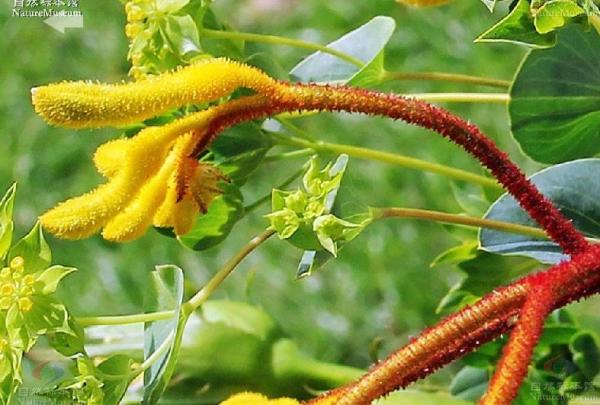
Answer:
[31, 58, 279, 129]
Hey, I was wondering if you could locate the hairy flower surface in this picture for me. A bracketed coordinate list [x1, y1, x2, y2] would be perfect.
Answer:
[31, 58, 279, 129]
[220, 392, 299, 405]
[41, 127, 224, 241]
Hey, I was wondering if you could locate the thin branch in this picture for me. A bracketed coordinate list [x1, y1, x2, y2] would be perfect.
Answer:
[182, 229, 275, 314]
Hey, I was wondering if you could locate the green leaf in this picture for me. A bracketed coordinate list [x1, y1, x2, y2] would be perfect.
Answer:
[165, 15, 201, 56]
[480, 0, 497, 12]
[97, 355, 134, 404]
[210, 123, 273, 185]
[570, 332, 600, 379]
[430, 241, 479, 267]
[509, 27, 600, 163]
[436, 248, 538, 314]
[143, 264, 186, 404]
[8, 222, 51, 274]
[533, 0, 584, 34]
[449, 366, 489, 401]
[480, 159, 600, 264]
[476, 0, 556, 48]
[156, 0, 190, 13]
[290, 16, 395, 85]
[36, 265, 77, 295]
[0, 183, 16, 261]
[178, 182, 244, 251]
[48, 316, 86, 357]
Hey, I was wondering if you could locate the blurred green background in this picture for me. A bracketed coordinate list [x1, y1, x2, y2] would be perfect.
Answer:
[3, 0, 598, 399]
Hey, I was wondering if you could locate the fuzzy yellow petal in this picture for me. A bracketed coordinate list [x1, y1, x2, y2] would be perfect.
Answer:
[102, 132, 198, 241]
[40, 178, 131, 239]
[93, 138, 129, 178]
[32, 58, 279, 128]
[220, 392, 299, 405]
[41, 127, 176, 239]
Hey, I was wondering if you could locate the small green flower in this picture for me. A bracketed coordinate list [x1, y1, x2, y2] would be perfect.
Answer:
[266, 209, 300, 239]
[302, 157, 343, 198]
[313, 214, 365, 257]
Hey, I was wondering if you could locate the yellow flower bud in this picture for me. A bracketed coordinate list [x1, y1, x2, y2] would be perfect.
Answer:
[18, 297, 33, 312]
[10, 256, 24, 272]
[0, 297, 12, 310]
[125, 23, 143, 39]
[20, 286, 33, 296]
[0, 268, 10, 279]
[0, 283, 15, 296]
[23, 274, 35, 286]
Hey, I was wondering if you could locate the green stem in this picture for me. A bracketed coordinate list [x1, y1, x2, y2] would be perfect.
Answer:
[76, 310, 174, 327]
[374, 207, 555, 239]
[376, 207, 600, 243]
[201, 28, 364, 68]
[380, 70, 511, 89]
[76, 231, 275, 328]
[244, 167, 305, 213]
[269, 132, 501, 190]
[182, 229, 276, 314]
[129, 331, 175, 379]
[262, 148, 314, 163]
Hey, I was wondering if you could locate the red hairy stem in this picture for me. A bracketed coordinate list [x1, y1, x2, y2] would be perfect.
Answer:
[480, 280, 555, 404]
[198, 84, 588, 254]
[187, 85, 597, 403]
[305, 245, 600, 404]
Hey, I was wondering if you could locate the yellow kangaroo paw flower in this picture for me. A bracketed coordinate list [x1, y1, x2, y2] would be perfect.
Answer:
[93, 138, 129, 178]
[41, 125, 179, 239]
[31, 58, 279, 129]
[102, 132, 199, 241]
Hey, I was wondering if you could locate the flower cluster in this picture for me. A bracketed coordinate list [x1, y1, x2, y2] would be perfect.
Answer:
[124, 0, 209, 80]
[0, 257, 34, 313]
[266, 157, 369, 257]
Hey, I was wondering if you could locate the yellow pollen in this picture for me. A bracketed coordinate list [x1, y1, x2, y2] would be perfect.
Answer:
[0, 338, 7, 351]
[17, 297, 33, 312]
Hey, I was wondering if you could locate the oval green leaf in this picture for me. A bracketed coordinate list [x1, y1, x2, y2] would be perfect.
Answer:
[289, 16, 395, 86]
[178, 182, 245, 251]
[480, 159, 600, 264]
[509, 27, 600, 163]
[143, 264, 185, 404]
